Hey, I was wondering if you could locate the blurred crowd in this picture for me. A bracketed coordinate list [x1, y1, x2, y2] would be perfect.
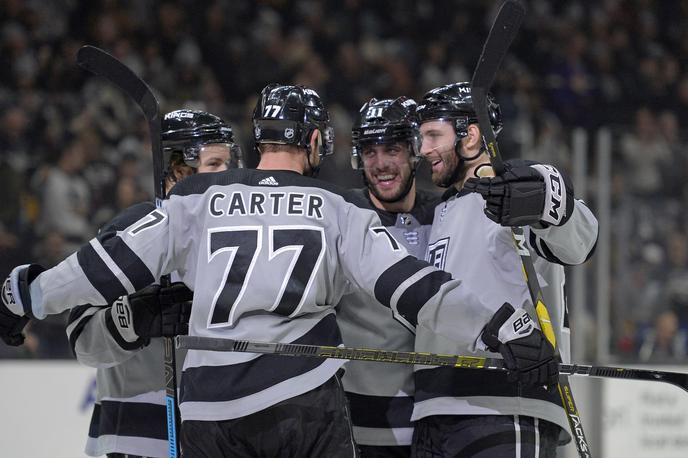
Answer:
[1, 0, 687, 361]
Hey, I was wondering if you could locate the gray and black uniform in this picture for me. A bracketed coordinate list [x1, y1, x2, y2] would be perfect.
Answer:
[66, 202, 174, 458]
[21, 168, 498, 457]
[414, 176, 598, 457]
[64, 108, 239, 458]
[338, 188, 439, 454]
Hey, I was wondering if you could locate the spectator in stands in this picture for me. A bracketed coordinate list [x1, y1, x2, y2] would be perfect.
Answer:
[638, 310, 687, 362]
[0, 0, 687, 361]
[620, 107, 672, 197]
[37, 137, 92, 257]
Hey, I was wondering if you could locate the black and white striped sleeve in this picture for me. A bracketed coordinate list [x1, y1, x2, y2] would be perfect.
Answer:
[66, 303, 144, 368]
[528, 199, 598, 266]
[27, 201, 183, 319]
[374, 256, 452, 330]
[339, 202, 494, 344]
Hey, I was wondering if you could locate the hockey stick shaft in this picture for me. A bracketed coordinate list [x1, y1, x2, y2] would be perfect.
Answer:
[77, 45, 180, 458]
[175, 336, 688, 394]
[469, 2, 591, 457]
[76, 46, 165, 206]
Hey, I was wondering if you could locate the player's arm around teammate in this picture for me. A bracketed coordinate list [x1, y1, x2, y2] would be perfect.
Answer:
[2, 85, 557, 458]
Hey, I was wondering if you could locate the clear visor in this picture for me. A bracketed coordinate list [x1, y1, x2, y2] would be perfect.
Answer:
[184, 142, 243, 170]
[420, 118, 481, 160]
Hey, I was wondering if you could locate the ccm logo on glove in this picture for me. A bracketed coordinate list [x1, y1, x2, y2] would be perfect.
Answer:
[531, 164, 565, 226]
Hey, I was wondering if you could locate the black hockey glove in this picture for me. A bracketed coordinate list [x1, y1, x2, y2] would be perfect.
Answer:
[464, 163, 573, 227]
[108, 282, 193, 349]
[480, 303, 558, 388]
[1, 264, 45, 346]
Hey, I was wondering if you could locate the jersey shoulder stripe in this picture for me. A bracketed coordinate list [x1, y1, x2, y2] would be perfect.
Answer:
[76, 202, 159, 303]
[374, 256, 451, 326]
[181, 314, 340, 403]
[97, 231, 155, 291]
[396, 270, 452, 326]
[77, 244, 128, 303]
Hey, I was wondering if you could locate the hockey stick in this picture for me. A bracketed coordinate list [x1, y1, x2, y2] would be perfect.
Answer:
[470, 2, 591, 456]
[76, 45, 180, 458]
[76, 46, 165, 206]
[176, 335, 688, 394]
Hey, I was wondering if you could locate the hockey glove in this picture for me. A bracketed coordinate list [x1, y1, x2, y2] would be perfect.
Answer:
[479, 303, 558, 388]
[108, 282, 193, 350]
[464, 163, 573, 227]
[1, 264, 45, 346]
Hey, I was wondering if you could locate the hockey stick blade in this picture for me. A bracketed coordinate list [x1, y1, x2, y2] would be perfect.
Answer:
[471, 0, 525, 92]
[77, 46, 159, 123]
[563, 364, 688, 394]
[177, 336, 688, 394]
[470, 0, 525, 174]
[76, 45, 165, 201]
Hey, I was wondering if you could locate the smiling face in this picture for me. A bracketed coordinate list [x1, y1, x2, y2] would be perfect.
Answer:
[361, 141, 415, 203]
[419, 120, 461, 187]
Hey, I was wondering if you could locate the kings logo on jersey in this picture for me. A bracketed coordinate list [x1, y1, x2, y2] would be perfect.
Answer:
[426, 237, 450, 270]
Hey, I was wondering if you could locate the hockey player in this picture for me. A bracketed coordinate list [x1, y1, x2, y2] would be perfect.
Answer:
[338, 96, 439, 457]
[413, 82, 599, 457]
[1, 84, 557, 457]
[66, 109, 241, 458]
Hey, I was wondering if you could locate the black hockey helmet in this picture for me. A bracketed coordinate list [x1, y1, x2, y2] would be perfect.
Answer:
[350, 97, 422, 170]
[162, 109, 243, 169]
[417, 82, 502, 139]
[252, 84, 334, 158]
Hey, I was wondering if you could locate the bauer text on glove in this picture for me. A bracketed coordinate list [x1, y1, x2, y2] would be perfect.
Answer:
[107, 282, 193, 350]
[478, 302, 558, 388]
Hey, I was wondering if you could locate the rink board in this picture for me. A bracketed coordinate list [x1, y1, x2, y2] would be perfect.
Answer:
[0, 361, 687, 458]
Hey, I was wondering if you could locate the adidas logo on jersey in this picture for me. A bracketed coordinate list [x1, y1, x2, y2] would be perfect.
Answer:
[259, 176, 279, 186]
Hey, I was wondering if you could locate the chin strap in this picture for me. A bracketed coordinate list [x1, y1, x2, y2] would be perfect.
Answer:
[442, 143, 488, 189]
[305, 151, 320, 178]
[303, 140, 323, 178]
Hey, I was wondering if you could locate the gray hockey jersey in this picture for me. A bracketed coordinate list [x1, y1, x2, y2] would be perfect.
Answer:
[66, 202, 177, 458]
[23, 169, 497, 423]
[414, 186, 598, 443]
[338, 188, 439, 447]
